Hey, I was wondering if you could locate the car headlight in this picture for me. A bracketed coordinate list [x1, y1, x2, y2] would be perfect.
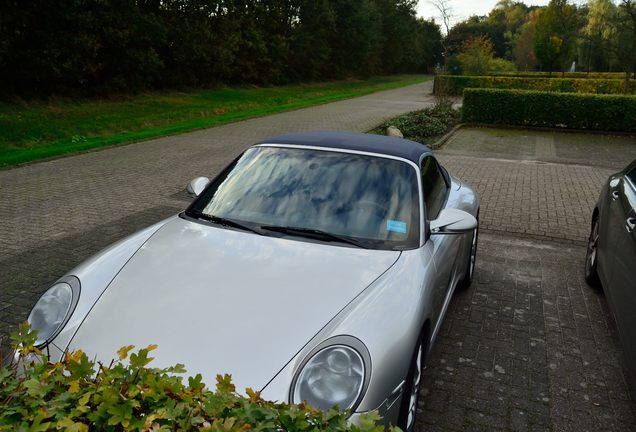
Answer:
[291, 337, 370, 412]
[28, 277, 80, 347]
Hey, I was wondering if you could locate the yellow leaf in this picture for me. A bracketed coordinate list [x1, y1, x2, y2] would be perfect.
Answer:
[215, 374, 235, 393]
[78, 392, 91, 406]
[142, 414, 157, 430]
[245, 388, 261, 403]
[117, 345, 135, 360]
[56, 417, 89, 432]
[21, 345, 43, 357]
[68, 380, 80, 393]
[66, 350, 85, 363]
[145, 344, 158, 352]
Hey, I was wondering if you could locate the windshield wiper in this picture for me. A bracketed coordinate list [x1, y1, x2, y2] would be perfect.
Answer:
[189, 212, 263, 235]
[259, 225, 368, 249]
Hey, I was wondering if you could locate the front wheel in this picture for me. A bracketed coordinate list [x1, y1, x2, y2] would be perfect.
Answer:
[584, 216, 601, 287]
[397, 338, 424, 432]
[458, 211, 479, 290]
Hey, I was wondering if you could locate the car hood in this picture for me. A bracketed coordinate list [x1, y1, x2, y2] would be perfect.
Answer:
[68, 216, 400, 392]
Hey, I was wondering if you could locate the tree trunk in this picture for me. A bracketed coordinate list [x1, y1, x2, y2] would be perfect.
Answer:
[587, 39, 591, 74]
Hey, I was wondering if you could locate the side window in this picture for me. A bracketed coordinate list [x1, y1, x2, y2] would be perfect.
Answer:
[421, 156, 448, 220]
[627, 166, 636, 184]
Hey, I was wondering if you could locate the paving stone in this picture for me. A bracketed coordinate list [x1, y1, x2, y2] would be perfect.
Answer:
[415, 127, 636, 432]
[0, 82, 435, 345]
[1, 87, 635, 430]
[416, 232, 636, 432]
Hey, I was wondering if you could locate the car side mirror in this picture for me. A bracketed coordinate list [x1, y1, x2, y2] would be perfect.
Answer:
[186, 177, 210, 198]
[430, 209, 477, 234]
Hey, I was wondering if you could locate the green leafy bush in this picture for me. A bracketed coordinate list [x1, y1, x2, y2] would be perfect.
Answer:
[462, 88, 636, 132]
[0, 323, 387, 432]
[488, 59, 517, 73]
[434, 75, 635, 96]
[371, 104, 460, 144]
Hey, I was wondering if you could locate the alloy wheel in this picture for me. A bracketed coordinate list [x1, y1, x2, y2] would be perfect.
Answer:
[584, 217, 601, 287]
[406, 342, 423, 431]
[468, 226, 478, 280]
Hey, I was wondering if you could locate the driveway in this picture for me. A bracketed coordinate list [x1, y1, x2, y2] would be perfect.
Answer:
[417, 127, 636, 432]
[1, 86, 635, 431]
[0, 81, 435, 343]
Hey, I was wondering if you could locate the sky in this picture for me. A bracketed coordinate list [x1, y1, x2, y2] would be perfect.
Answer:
[416, 0, 552, 30]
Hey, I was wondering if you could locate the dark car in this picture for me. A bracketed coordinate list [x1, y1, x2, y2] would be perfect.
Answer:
[585, 158, 636, 390]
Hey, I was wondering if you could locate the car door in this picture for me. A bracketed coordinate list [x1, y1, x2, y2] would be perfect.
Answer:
[420, 156, 457, 327]
[598, 164, 630, 288]
[605, 164, 636, 384]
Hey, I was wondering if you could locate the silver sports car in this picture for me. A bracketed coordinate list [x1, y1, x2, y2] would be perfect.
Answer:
[585, 158, 636, 393]
[26, 131, 479, 431]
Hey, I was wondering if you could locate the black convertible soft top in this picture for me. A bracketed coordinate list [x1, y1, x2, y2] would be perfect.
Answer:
[256, 131, 432, 165]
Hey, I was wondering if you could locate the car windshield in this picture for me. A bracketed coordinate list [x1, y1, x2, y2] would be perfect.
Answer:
[186, 146, 420, 250]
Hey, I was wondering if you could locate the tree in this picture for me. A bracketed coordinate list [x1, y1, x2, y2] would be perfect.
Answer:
[457, 35, 495, 74]
[401, 18, 443, 73]
[534, 0, 579, 72]
[288, 0, 336, 81]
[582, 0, 617, 72]
[429, 0, 453, 68]
[159, 0, 237, 87]
[446, 16, 487, 56]
[429, 0, 453, 36]
[416, 18, 444, 72]
[376, 0, 419, 73]
[514, 9, 541, 70]
[612, 0, 636, 88]
[488, 0, 531, 59]
[328, 0, 383, 77]
[445, 15, 507, 59]
[0, 0, 437, 97]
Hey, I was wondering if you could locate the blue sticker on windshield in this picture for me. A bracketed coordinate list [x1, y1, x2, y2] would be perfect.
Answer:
[387, 220, 407, 234]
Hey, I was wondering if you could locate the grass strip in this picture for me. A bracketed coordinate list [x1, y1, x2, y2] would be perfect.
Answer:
[0, 75, 430, 167]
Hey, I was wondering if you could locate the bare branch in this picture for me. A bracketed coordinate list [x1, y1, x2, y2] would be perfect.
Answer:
[429, 0, 454, 36]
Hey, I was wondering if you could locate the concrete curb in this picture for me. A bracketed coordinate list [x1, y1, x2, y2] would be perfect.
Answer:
[429, 123, 464, 150]
[461, 122, 636, 138]
[429, 121, 636, 152]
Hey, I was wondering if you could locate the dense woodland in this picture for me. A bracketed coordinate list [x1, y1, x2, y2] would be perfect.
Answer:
[2, 0, 635, 99]
[0, 0, 442, 97]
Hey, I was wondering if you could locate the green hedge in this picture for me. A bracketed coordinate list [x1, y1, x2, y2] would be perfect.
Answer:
[462, 88, 636, 132]
[434, 75, 635, 96]
[0, 324, 387, 432]
[486, 72, 626, 79]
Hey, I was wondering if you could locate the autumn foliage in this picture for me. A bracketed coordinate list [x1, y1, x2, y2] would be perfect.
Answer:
[0, 323, 388, 432]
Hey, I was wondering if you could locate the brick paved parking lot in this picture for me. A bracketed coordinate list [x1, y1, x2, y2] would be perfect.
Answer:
[0, 81, 435, 341]
[417, 127, 636, 431]
[1, 85, 635, 430]
[418, 233, 636, 432]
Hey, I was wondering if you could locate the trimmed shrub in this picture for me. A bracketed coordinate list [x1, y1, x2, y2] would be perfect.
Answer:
[486, 72, 626, 79]
[434, 75, 635, 96]
[462, 88, 636, 132]
[0, 324, 387, 432]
